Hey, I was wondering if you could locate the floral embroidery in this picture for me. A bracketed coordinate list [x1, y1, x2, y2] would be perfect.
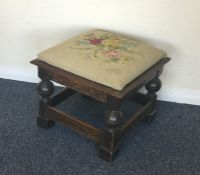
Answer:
[105, 50, 120, 58]
[102, 38, 120, 47]
[70, 31, 141, 63]
[88, 38, 102, 45]
[105, 50, 120, 62]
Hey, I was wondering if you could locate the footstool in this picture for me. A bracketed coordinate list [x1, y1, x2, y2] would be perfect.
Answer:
[31, 29, 170, 162]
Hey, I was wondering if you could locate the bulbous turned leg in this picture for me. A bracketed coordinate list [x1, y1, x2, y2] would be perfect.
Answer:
[37, 79, 55, 129]
[144, 77, 162, 123]
[98, 97, 123, 162]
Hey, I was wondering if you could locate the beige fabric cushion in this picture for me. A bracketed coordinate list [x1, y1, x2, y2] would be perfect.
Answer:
[38, 29, 166, 91]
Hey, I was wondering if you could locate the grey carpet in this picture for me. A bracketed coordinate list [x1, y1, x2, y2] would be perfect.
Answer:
[0, 78, 200, 175]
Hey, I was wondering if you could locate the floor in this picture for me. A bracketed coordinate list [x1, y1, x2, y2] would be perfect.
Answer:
[0, 78, 200, 175]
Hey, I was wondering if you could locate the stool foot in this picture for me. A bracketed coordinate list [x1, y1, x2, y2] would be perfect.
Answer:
[37, 117, 55, 129]
[98, 145, 119, 162]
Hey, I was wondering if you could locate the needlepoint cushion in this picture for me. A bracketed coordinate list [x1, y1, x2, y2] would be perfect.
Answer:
[38, 29, 166, 91]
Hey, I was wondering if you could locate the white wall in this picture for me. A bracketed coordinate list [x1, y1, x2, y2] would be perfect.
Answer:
[0, 0, 200, 105]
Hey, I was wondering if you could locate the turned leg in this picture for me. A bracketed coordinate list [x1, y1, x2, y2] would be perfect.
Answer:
[98, 96, 123, 162]
[37, 70, 55, 129]
[144, 77, 162, 122]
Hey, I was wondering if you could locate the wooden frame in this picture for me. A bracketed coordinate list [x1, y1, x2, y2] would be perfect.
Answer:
[31, 57, 170, 162]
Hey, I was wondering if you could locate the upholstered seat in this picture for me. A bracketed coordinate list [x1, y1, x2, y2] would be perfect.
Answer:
[38, 29, 166, 90]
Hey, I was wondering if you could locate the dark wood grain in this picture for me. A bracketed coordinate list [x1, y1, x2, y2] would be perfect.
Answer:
[98, 96, 123, 162]
[37, 78, 55, 129]
[143, 77, 162, 122]
[47, 106, 103, 142]
[31, 57, 170, 101]
[31, 56, 170, 162]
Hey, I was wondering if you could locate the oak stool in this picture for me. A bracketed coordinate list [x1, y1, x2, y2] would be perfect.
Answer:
[31, 29, 170, 162]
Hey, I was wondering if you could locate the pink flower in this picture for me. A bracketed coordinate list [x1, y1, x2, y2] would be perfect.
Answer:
[88, 38, 102, 45]
[105, 50, 120, 58]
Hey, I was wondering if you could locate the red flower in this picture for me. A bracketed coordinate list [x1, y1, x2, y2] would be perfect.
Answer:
[88, 38, 102, 45]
